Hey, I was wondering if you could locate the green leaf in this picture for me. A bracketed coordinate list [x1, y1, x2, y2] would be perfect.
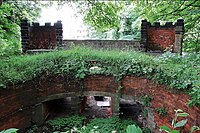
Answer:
[171, 130, 179, 133]
[126, 125, 142, 133]
[174, 120, 187, 128]
[160, 126, 171, 133]
[3, 128, 18, 133]
[176, 113, 189, 117]
[190, 126, 200, 132]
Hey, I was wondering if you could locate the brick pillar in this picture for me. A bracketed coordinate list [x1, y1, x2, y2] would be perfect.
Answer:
[71, 96, 80, 114]
[21, 20, 30, 52]
[32, 103, 44, 126]
[141, 20, 148, 52]
[112, 95, 120, 116]
[174, 19, 184, 54]
[54, 20, 63, 47]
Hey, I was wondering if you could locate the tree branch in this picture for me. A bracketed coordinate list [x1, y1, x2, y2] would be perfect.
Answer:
[159, 0, 197, 17]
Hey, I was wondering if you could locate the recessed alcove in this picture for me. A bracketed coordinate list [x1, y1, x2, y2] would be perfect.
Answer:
[119, 98, 143, 122]
[42, 97, 72, 120]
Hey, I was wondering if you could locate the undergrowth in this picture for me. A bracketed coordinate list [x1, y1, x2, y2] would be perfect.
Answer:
[0, 47, 199, 107]
[27, 115, 138, 133]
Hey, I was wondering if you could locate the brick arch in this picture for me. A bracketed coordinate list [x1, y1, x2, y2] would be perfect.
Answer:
[40, 93, 76, 103]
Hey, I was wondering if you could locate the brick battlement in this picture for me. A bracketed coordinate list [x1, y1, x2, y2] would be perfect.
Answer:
[21, 19, 184, 54]
[20, 20, 63, 52]
[141, 19, 184, 53]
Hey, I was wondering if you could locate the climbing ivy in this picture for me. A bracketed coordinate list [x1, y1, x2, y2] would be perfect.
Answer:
[0, 47, 199, 107]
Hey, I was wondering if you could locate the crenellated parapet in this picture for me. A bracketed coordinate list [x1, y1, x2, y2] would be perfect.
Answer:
[141, 19, 184, 53]
[20, 20, 63, 52]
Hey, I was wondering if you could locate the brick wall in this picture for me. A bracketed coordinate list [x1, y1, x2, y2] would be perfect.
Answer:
[0, 75, 199, 132]
[141, 19, 184, 53]
[121, 76, 199, 132]
[21, 20, 63, 52]
[21, 19, 184, 54]
[62, 40, 142, 51]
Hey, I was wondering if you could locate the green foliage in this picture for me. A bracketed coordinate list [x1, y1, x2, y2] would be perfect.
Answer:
[141, 95, 152, 107]
[0, 128, 18, 133]
[142, 127, 151, 133]
[0, 47, 199, 107]
[82, 1, 141, 40]
[126, 125, 142, 133]
[0, 3, 21, 56]
[26, 125, 38, 133]
[82, 0, 199, 51]
[46, 115, 86, 131]
[155, 105, 168, 117]
[188, 82, 200, 107]
[142, 109, 148, 118]
[0, 1, 45, 57]
[36, 115, 138, 133]
[84, 2, 121, 32]
[80, 117, 137, 133]
[118, 4, 141, 40]
[160, 109, 200, 133]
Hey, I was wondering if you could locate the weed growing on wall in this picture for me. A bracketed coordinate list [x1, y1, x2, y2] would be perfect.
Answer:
[155, 105, 168, 117]
[0, 46, 199, 107]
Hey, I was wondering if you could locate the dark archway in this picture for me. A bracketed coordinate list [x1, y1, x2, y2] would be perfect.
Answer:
[42, 97, 72, 120]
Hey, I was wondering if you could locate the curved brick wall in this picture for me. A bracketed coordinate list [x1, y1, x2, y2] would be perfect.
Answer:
[0, 75, 199, 132]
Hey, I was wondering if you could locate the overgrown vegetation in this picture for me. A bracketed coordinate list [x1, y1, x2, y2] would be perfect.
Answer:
[47, 115, 85, 131]
[0, 47, 199, 107]
[27, 115, 138, 133]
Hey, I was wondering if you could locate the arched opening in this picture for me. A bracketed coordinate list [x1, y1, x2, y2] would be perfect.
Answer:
[119, 98, 144, 121]
[42, 97, 72, 120]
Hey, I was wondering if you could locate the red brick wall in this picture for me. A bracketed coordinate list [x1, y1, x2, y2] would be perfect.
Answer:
[122, 76, 200, 132]
[0, 75, 80, 130]
[84, 75, 118, 93]
[147, 28, 175, 51]
[0, 75, 199, 132]
[29, 26, 56, 49]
